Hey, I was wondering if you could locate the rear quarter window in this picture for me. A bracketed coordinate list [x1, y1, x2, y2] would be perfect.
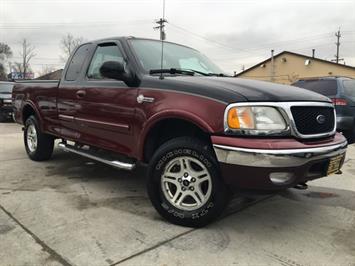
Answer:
[65, 44, 92, 81]
[293, 80, 337, 96]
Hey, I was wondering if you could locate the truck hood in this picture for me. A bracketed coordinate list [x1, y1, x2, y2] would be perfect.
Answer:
[143, 76, 331, 104]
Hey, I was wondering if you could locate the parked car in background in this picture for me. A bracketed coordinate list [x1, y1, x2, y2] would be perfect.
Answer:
[293, 77, 355, 142]
[0, 81, 14, 122]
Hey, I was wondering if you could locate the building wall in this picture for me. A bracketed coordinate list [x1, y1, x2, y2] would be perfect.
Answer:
[237, 53, 355, 84]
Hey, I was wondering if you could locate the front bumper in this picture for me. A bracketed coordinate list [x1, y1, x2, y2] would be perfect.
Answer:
[212, 133, 347, 190]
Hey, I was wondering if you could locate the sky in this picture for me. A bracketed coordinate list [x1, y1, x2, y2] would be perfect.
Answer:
[0, 0, 354, 76]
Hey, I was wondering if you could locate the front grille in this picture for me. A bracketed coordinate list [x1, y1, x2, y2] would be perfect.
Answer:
[291, 106, 335, 135]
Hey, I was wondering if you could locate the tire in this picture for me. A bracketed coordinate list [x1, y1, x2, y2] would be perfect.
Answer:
[147, 137, 230, 227]
[24, 115, 54, 161]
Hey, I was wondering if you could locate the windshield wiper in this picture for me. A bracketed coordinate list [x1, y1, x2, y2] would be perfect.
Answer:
[149, 68, 230, 77]
[149, 68, 195, 76]
[207, 73, 232, 77]
[183, 69, 210, 76]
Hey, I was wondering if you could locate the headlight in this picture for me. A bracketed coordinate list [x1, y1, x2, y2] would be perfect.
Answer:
[226, 106, 287, 135]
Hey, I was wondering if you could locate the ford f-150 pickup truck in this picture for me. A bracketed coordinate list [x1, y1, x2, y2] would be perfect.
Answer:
[12, 37, 347, 227]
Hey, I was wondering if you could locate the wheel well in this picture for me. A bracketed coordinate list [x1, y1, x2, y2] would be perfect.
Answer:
[22, 105, 36, 124]
[143, 118, 211, 163]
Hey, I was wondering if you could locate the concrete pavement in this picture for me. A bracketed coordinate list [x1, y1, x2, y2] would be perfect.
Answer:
[1, 122, 354, 266]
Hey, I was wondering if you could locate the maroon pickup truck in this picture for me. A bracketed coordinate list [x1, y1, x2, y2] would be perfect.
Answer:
[12, 37, 347, 227]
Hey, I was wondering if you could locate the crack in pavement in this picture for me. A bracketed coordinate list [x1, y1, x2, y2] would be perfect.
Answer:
[110, 194, 275, 265]
[0, 187, 74, 194]
[0, 157, 28, 163]
[0, 204, 73, 266]
[0, 187, 39, 192]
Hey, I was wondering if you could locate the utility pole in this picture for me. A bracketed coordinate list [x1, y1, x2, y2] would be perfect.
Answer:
[154, 18, 167, 41]
[332, 29, 344, 64]
[270, 49, 275, 82]
[154, 0, 167, 41]
[154, 0, 167, 79]
[335, 29, 341, 64]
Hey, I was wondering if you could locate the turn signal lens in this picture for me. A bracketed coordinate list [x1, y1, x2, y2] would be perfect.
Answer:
[227, 107, 255, 129]
[227, 107, 240, 128]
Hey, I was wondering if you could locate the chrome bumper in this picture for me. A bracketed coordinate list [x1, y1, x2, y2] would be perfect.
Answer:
[213, 141, 348, 168]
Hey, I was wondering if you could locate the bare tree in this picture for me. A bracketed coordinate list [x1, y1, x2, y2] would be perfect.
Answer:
[0, 64, 6, 80]
[0, 42, 12, 62]
[0, 42, 13, 80]
[19, 39, 36, 79]
[60, 33, 84, 61]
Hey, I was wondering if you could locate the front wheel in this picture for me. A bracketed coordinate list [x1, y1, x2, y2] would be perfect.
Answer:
[147, 137, 230, 227]
[24, 115, 54, 161]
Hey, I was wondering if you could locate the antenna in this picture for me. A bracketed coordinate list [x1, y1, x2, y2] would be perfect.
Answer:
[154, 0, 167, 79]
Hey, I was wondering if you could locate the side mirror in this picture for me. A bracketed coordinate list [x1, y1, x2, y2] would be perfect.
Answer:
[99, 61, 126, 80]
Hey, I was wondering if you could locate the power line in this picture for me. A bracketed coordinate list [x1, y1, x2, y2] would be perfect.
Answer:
[167, 22, 355, 59]
[167, 23, 355, 63]
[167, 22, 254, 55]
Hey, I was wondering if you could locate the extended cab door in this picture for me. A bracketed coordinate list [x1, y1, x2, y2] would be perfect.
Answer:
[58, 43, 94, 140]
[74, 41, 138, 156]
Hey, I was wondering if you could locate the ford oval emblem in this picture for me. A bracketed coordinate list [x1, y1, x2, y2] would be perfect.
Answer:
[316, 114, 326, 124]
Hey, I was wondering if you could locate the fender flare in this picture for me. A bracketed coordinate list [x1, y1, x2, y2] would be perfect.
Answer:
[22, 100, 44, 131]
[137, 109, 214, 160]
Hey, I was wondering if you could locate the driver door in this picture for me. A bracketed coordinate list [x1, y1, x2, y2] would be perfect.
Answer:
[75, 42, 138, 156]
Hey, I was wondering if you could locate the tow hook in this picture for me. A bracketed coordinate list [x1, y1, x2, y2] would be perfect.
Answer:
[294, 182, 308, 190]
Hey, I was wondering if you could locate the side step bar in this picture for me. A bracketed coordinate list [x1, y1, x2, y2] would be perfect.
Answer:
[58, 142, 135, 171]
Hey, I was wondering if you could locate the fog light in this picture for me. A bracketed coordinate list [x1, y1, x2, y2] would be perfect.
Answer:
[269, 172, 294, 185]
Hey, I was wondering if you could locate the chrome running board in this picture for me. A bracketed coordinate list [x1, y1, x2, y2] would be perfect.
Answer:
[58, 142, 135, 171]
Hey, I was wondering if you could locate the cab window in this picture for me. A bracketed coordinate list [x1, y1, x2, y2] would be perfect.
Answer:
[65, 44, 91, 81]
[87, 43, 124, 79]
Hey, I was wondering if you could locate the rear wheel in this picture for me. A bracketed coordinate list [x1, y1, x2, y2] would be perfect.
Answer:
[147, 137, 229, 227]
[24, 115, 54, 161]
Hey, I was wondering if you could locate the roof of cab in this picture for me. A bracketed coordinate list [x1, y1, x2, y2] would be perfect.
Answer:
[85, 36, 199, 51]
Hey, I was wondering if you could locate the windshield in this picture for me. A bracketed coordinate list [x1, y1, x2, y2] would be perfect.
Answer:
[130, 39, 224, 75]
[343, 80, 355, 101]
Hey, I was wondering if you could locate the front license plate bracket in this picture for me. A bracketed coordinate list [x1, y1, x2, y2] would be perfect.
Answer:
[326, 154, 345, 175]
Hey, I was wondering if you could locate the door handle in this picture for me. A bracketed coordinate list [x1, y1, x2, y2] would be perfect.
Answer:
[137, 94, 155, 104]
[76, 90, 86, 98]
